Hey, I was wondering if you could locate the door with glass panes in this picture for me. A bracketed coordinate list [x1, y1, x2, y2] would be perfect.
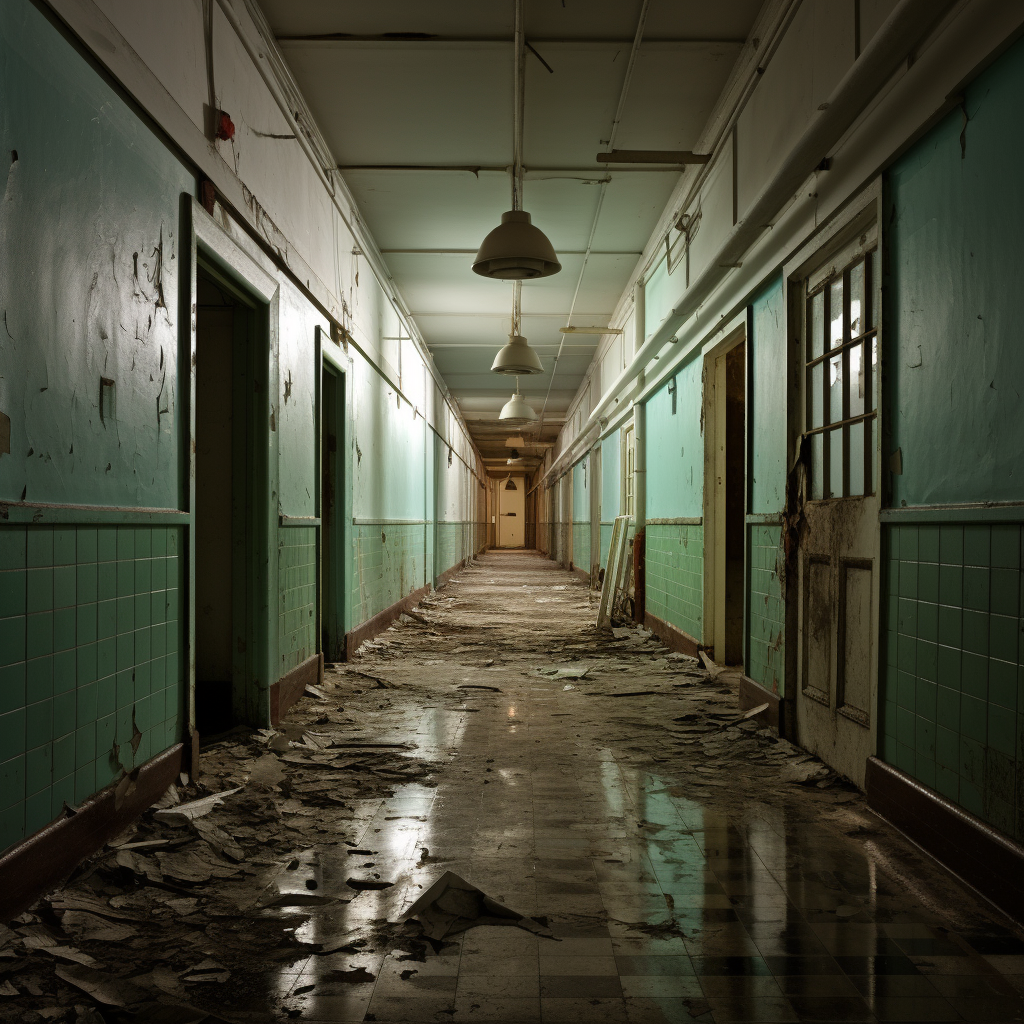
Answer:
[795, 226, 880, 788]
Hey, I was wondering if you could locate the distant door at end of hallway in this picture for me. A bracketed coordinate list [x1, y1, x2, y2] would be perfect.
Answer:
[498, 476, 525, 547]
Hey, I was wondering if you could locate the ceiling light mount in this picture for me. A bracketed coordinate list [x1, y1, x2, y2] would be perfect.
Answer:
[499, 376, 538, 425]
[472, 0, 561, 281]
[492, 280, 544, 373]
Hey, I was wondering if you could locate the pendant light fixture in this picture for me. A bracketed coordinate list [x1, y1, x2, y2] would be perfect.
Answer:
[472, 0, 561, 281]
[491, 281, 544, 374]
[499, 376, 538, 424]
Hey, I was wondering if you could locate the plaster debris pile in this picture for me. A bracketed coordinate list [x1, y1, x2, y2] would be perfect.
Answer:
[0, 554, 854, 1023]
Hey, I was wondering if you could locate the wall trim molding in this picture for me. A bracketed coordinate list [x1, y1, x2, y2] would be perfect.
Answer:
[270, 653, 324, 726]
[0, 743, 184, 923]
[645, 611, 703, 658]
[739, 674, 783, 733]
[880, 503, 1024, 523]
[865, 756, 1024, 927]
[0, 502, 189, 524]
[647, 516, 703, 526]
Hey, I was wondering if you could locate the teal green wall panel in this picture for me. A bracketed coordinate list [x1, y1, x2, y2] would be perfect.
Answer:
[350, 524, 427, 626]
[746, 524, 786, 696]
[436, 521, 472, 576]
[278, 527, 316, 674]
[643, 257, 676, 343]
[0, 525, 185, 854]
[352, 352, 427, 522]
[0, 1, 196, 509]
[600, 430, 620, 570]
[572, 457, 591, 571]
[645, 524, 703, 640]
[886, 36, 1024, 506]
[749, 276, 787, 515]
[645, 360, 703, 519]
[880, 521, 1024, 841]
[278, 286, 329, 519]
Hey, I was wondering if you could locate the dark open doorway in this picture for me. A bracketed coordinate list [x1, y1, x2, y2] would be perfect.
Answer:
[321, 362, 345, 662]
[193, 265, 262, 734]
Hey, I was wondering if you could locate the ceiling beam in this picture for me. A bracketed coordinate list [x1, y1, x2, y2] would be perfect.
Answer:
[412, 311, 610, 318]
[382, 248, 641, 255]
[340, 164, 685, 173]
[279, 35, 746, 45]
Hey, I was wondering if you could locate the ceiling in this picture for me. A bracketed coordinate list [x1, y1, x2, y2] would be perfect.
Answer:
[260, 0, 763, 472]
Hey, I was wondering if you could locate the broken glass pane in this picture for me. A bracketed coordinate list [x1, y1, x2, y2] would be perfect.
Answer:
[810, 289, 824, 360]
[830, 277, 844, 349]
[850, 259, 865, 338]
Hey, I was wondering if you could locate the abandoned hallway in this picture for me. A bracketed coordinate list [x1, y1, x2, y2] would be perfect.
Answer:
[7, 0, 1024, 1021]
[4, 552, 1024, 1023]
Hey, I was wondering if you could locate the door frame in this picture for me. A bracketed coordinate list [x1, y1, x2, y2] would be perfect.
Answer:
[701, 323, 747, 664]
[781, 179, 883, 783]
[321, 335, 351, 662]
[184, 195, 279, 732]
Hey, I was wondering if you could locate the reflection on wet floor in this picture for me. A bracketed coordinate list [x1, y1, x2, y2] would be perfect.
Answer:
[258, 553, 1024, 1023]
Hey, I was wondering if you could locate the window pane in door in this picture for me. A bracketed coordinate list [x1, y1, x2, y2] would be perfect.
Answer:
[809, 362, 823, 429]
[830, 278, 844, 348]
[810, 290, 824, 360]
[869, 248, 880, 330]
[868, 337, 878, 411]
[848, 421, 865, 496]
[810, 433, 824, 500]
[829, 353, 843, 423]
[849, 342, 865, 417]
[850, 259, 865, 338]
[828, 427, 843, 498]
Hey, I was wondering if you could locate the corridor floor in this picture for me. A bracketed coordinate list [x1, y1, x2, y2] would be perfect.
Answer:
[12, 552, 1024, 1024]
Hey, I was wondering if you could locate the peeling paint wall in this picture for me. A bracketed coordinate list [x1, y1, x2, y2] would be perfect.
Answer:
[0, 0, 484, 859]
[599, 429, 620, 570]
[0, 3, 195, 854]
[571, 456, 590, 573]
[880, 36, 1024, 839]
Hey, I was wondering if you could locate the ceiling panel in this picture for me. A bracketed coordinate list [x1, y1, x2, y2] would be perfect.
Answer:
[262, 0, 762, 460]
[264, 0, 762, 43]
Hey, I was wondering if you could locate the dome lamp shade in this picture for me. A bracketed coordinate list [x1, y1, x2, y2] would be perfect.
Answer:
[491, 334, 543, 375]
[499, 381, 537, 425]
[473, 211, 561, 280]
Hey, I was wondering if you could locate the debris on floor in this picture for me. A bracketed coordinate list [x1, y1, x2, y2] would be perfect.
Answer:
[404, 872, 553, 939]
[4, 553, 1017, 1024]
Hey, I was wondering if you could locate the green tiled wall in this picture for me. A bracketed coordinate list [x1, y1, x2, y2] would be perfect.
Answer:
[881, 522, 1024, 841]
[600, 523, 613, 571]
[350, 523, 427, 626]
[279, 527, 317, 673]
[436, 521, 473, 577]
[0, 525, 185, 854]
[747, 524, 786, 696]
[573, 522, 591, 574]
[645, 524, 703, 640]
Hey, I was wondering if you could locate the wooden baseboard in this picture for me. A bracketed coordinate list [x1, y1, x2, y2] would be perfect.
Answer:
[344, 582, 431, 660]
[645, 611, 703, 658]
[436, 557, 468, 589]
[269, 652, 323, 726]
[738, 675, 783, 732]
[0, 743, 184, 923]
[570, 566, 590, 583]
[865, 756, 1024, 926]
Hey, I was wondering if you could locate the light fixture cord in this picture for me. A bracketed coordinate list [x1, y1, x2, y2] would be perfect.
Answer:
[511, 280, 522, 338]
[512, 0, 525, 211]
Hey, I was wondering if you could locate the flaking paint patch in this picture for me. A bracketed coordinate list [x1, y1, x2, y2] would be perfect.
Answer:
[0, 410, 10, 456]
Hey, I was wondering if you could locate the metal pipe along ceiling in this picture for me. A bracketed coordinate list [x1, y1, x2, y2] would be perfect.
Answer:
[536, 0, 651, 435]
[542, 0, 960, 487]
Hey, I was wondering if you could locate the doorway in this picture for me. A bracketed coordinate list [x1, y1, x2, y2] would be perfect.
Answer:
[704, 335, 746, 666]
[321, 363, 345, 662]
[498, 475, 525, 547]
[193, 265, 262, 734]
